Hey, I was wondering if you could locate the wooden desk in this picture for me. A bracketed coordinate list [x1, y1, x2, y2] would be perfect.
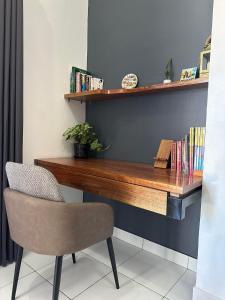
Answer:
[35, 158, 202, 221]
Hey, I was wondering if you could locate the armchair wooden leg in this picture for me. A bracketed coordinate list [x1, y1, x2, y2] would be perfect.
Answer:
[106, 237, 120, 289]
[52, 256, 63, 300]
[11, 246, 23, 300]
[72, 253, 76, 264]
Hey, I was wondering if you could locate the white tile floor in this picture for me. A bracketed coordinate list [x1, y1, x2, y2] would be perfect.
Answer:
[0, 237, 196, 300]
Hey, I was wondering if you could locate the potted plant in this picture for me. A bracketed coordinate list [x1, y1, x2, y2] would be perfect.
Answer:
[163, 58, 173, 84]
[63, 122, 107, 158]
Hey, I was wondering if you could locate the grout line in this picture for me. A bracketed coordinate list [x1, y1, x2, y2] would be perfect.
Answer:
[72, 271, 113, 299]
[26, 253, 113, 300]
[73, 269, 164, 300]
[36, 270, 72, 300]
[0, 266, 36, 290]
[24, 261, 72, 300]
[82, 239, 142, 270]
[116, 249, 142, 269]
[164, 268, 187, 298]
[23, 258, 55, 272]
[130, 278, 164, 298]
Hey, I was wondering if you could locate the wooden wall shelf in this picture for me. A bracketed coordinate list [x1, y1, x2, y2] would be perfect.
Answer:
[64, 78, 208, 102]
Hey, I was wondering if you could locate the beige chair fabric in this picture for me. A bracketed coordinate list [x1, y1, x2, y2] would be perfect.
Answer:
[6, 162, 63, 202]
[4, 188, 114, 256]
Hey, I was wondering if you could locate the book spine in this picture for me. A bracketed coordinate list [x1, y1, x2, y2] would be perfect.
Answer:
[189, 127, 194, 174]
[86, 75, 91, 91]
[197, 127, 201, 170]
[182, 140, 185, 172]
[184, 135, 189, 174]
[171, 141, 177, 170]
[198, 128, 202, 170]
[70, 71, 75, 93]
[194, 127, 198, 171]
[81, 73, 86, 91]
[201, 127, 206, 170]
[177, 141, 182, 172]
[76, 72, 81, 92]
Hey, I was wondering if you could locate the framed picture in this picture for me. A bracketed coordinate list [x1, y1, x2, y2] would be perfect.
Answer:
[180, 67, 198, 81]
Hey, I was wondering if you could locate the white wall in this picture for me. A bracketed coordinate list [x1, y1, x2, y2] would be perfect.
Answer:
[23, 0, 88, 201]
[194, 1, 225, 299]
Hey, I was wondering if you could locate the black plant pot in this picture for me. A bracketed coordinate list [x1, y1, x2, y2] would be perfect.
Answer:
[74, 143, 89, 159]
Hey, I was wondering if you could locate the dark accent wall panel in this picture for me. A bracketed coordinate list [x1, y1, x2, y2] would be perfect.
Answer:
[86, 0, 213, 258]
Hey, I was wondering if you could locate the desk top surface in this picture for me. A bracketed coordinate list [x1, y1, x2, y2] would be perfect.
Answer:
[35, 158, 202, 196]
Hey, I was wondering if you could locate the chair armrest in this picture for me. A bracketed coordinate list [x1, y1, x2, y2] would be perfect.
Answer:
[4, 189, 114, 256]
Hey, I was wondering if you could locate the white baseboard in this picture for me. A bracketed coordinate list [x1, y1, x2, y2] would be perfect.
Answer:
[188, 256, 198, 272]
[113, 227, 197, 271]
[143, 239, 189, 268]
[113, 227, 143, 248]
[193, 286, 224, 300]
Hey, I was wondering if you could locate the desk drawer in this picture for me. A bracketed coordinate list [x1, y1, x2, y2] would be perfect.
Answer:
[48, 166, 168, 216]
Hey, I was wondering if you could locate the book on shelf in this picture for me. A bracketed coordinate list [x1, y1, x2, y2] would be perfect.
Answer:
[70, 66, 104, 93]
[170, 127, 206, 176]
[171, 141, 177, 170]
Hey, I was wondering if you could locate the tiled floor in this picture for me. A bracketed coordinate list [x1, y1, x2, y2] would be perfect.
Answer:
[0, 237, 196, 300]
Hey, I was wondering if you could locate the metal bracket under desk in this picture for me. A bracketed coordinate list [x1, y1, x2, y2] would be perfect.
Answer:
[167, 189, 202, 220]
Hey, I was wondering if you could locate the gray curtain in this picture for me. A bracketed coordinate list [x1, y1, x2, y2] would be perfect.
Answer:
[0, 0, 23, 266]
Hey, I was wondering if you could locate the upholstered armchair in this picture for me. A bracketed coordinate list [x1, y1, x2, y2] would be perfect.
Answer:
[4, 162, 119, 300]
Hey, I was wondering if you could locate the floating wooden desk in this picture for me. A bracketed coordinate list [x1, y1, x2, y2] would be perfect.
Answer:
[35, 158, 202, 221]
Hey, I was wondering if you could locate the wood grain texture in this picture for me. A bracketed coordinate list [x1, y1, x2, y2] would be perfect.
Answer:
[154, 139, 173, 169]
[35, 158, 202, 195]
[35, 163, 167, 215]
[64, 78, 208, 102]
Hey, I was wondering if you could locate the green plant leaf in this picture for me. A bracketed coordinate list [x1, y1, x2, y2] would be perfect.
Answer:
[63, 122, 109, 153]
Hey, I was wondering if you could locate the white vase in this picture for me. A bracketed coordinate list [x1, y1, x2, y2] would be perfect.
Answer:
[163, 79, 172, 84]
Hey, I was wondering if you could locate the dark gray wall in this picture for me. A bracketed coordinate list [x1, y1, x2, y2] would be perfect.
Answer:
[86, 0, 213, 258]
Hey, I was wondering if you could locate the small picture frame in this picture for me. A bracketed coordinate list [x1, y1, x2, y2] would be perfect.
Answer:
[200, 50, 210, 78]
[180, 67, 198, 81]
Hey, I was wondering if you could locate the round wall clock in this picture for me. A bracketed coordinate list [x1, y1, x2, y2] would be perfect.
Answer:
[122, 74, 138, 89]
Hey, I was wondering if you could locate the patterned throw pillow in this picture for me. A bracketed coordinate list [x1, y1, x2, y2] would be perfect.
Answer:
[5, 162, 64, 202]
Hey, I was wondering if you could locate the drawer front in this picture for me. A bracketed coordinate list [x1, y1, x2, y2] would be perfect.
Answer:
[46, 165, 168, 216]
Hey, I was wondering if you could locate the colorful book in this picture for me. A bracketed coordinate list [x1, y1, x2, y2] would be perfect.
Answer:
[171, 141, 177, 170]
[170, 127, 206, 175]
[194, 127, 198, 171]
[81, 73, 86, 91]
[70, 72, 75, 93]
[71, 67, 91, 92]
[177, 141, 182, 172]
[189, 127, 194, 174]
[199, 127, 206, 170]
[76, 72, 81, 92]
[184, 135, 189, 174]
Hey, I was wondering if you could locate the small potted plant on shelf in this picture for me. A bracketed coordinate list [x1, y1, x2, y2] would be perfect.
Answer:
[163, 58, 173, 84]
[63, 122, 108, 158]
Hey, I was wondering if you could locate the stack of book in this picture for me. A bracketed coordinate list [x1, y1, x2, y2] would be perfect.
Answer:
[171, 127, 206, 175]
[70, 67, 104, 93]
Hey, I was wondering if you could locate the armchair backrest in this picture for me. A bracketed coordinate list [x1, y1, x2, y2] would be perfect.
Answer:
[5, 162, 63, 202]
